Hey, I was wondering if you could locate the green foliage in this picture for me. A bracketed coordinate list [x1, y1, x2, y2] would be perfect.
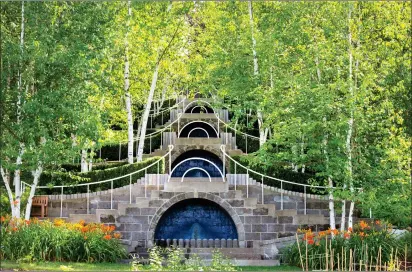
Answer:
[229, 154, 323, 194]
[132, 246, 237, 271]
[0, 218, 126, 263]
[38, 157, 164, 194]
[59, 162, 128, 173]
[283, 221, 411, 270]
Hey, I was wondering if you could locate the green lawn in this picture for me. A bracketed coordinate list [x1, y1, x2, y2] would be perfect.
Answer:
[0, 260, 300, 271]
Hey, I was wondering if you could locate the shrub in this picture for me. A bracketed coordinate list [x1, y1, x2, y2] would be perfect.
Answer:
[131, 246, 237, 271]
[38, 156, 165, 194]
[59, 161, 128, 172]
[283, 220, 408, 271]
[229, 154, 322, 194]
[0, 217, 126, 262]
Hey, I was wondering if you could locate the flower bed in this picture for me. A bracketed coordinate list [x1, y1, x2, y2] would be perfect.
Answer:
[0, 216, 126, 262]
[283, 220, 411, 271]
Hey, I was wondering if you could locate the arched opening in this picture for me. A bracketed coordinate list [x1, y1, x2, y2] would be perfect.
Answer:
[185, 105, 215, 114]
[171, 150, 224, 178]
[154, 198, 238, 241]
[179, 121, 218, 138]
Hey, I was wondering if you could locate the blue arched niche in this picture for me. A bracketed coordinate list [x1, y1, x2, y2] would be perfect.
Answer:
[154, 198, 238, 240]
[171, 150, 225, 178]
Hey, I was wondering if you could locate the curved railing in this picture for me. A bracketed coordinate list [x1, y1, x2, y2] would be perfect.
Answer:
[24, 145, 175, 217]
[167, 157, 225, 183]
[220, 145, 362, 213]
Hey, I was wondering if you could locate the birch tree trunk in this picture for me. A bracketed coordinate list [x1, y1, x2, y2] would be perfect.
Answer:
[323, 120, 336, 232]
[137, 63, 160, 162]
[124, 0, 134, 164]
[346, 5, 355, 230]
[24, 164, 43, 220]
[248, 1, 268, 146]
[81, 149, 88, 172]
[1, 167, 17, 218]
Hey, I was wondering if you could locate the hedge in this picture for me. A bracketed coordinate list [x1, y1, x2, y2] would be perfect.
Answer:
[229, 154, 325, 195]
[59, 161, 128, 172]
[38, 156, 165, 195]
[99, 130, 162, 161]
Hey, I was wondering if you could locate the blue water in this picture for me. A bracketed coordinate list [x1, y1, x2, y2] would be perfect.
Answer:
[154, 199, 238, 240]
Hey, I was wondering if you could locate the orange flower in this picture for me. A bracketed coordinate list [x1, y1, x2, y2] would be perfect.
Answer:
[375, 220, 381, 225]
[79, 220, 85, 226]
[308, 240, 314, 245]
[109, 225, 116, 232]
[326, 229, 332, 235]
[348, 227, 353, 232]
[332, 229, 339, 236]
[81, 226, 88, 233]
[359, 232, 365, 237]
[25, 220, 30, 225]
[359, 220, 369, 230]
[1, 216, 5, 222]
[12, 227, 18, 232]
[103, 235, 111, 240]
[344, 232, 350, 239]
[113, 232, 122, 239]
[12, 200, 19, 206]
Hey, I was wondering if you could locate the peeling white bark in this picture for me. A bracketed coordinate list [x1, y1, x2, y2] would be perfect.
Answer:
[24, 164, 43, 220]
[81, 149, 88, 173]
[346, 5, 355, 230]
[137, 63, 159, 162]
[125, 0, 134, 164]
[1, 167, 16, 217]
[248, 1, 258, 76]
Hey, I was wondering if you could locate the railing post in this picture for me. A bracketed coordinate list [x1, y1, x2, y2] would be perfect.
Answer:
[178, 113, 180, 137]
[87, 184, 90, 215]
[119, 142, 121, 161]
[246, 169, 249, 198]
[369, 207, 372, 219]
[222, 145, 226, 178]
[168, 146, 172, 174]
[217, 113, 220, 137]
[234, 163, 237, 191]
[157, 161, 160, 191]
[60, 187, 63, 218]
[130, 174, 132, 204]
[281, 181, 283, 210]
[144, 169, 147, 198]
[150, 115, 152, 129]
[161, 132, 163, 149]
[150, 137, 152, 153]
[304, 186, 307, 215]
[161, 111, 164, 125]
[261, 176, 264, 204]
[110, 180, 113, 210]
[245, 135, 248, 154]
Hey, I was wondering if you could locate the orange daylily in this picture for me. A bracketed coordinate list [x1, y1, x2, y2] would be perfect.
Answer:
[375, 220, 381, 225]
[359, 220, 369, 230]
[12, 200, 19, 206]
[348, 227, 353, 232]
[103, 235, 112, 240]
[113, 232, 122, 239]
[1, 216, 5, 222]
[344, 232, 350, 239]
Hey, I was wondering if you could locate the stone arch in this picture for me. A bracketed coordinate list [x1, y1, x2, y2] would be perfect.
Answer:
[147, 192, 245, 247]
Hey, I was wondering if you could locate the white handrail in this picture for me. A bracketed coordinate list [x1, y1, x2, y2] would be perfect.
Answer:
[32, 145, 174, 189]
[188, 127, 210, 138]
[181, 167, 212, 182]
[220, 145, 361, 191]
[147, 99, 185, 118]
[167, 157, 225, 183]
[178, 121, 218, 138]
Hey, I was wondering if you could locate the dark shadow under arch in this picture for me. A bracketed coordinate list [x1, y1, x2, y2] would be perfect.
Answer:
[171, 150, 225, 178]
[154, 198, 238, 241]
[179, 121, 218, 138]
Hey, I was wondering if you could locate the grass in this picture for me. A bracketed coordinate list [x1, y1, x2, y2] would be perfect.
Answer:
[0, 260, 301, 271]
